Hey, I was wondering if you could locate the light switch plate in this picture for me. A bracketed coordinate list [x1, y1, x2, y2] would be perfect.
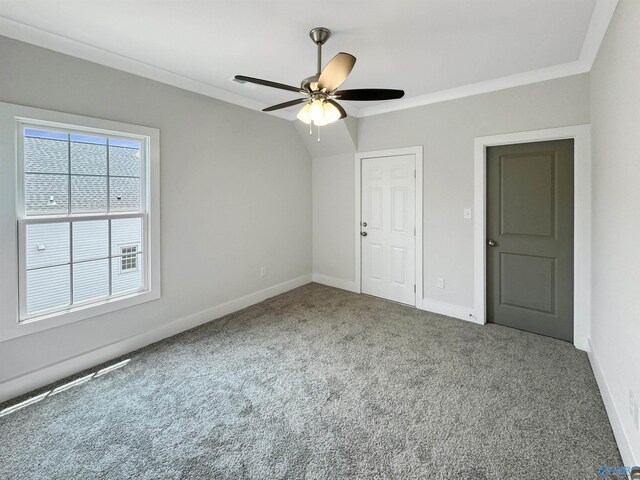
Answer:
[464, 208, 472, 219]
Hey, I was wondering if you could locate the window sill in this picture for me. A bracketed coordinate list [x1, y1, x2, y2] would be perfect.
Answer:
[1, 288, 160, 342]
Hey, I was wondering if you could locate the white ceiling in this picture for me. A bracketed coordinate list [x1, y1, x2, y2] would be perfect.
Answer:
[0, 0, 617, 119]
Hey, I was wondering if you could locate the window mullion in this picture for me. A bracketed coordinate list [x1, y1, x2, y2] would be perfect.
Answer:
[106, 138, 111, 213]
[68, 137, 73, 307]
[67, 134, 71, 215]
[69, 221, 74, 306]
[108, 218, 113, 296]
[19, 212, 145, 224]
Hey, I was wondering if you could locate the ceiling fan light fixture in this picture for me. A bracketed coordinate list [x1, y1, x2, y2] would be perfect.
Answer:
[299, 99, 341, 127]
[314, 117, 329, 127]
[296, 103, 312, 124]
[322, 101, 342, 124]
[309, 99, 325, 123]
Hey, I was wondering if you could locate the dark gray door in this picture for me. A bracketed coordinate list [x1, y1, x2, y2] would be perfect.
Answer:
[486, 140, 574, 341]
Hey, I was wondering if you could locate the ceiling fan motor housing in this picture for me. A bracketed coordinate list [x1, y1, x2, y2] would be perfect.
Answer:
[301, 74, 319, 91]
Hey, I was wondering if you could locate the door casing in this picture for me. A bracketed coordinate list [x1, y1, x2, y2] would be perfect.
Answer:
[473, 125, 591, 350]
[355, 146, 423, 309]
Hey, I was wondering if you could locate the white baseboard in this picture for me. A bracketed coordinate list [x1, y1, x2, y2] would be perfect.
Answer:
[312, 273, 359, 293]
[587, 338, 637, 468]
[0, 274, 312, 404]
[573, 336, 590, 352]
[422, 299, 482, 324]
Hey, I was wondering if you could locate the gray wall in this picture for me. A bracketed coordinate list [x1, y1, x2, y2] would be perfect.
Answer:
[0, 36, 311, 386]
[312, 74, 590, 308]
[590, 0, 640, 464]
[312, 153, 355, 282]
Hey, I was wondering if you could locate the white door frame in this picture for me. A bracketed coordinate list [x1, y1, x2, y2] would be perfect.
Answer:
[355, 146, 424, 309]
[473, 125, 591, 350]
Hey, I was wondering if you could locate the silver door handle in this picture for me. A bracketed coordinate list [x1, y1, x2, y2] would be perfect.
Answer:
[487, 239, 496, 246]
[361, 232, 367, 237]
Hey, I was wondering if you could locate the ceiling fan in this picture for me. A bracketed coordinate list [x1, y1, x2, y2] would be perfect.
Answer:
[235, 27, 404, 133]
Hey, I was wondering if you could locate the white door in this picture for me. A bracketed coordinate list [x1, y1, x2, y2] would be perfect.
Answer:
[361, 154, 416, 305]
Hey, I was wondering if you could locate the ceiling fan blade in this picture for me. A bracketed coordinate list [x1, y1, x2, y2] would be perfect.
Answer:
[327, 99, 347, 119]
[234, 75, 302, 93]
[262, 98, 308, 112]
[335, 89, 405, 101]
[317, 53, 356, 92]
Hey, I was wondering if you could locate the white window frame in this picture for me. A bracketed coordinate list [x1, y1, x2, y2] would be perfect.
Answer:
[0, 102, 161, 341]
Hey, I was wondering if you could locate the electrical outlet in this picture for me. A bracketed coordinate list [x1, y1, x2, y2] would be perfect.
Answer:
[464, 208, 472, 219]
[260, 266, 267, 278]
[437, 277, 445, 289]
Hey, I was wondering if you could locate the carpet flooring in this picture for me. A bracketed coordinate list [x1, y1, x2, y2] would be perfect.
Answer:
[0, 283, 622, 479]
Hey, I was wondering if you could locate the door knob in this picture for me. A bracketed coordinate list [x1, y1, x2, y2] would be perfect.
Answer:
[361, 232, 368, 237]
[487, 239, 497, 246]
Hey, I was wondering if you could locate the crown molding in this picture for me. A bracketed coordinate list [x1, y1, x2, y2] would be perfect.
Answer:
[356, 60, 589, 117]
[0, 16, 295, 121]
[357, 0, 618, 118]
[0, 0, 618, 122]
[579, 0, 618, 68]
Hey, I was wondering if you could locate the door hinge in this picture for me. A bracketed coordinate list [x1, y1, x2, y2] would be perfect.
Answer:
[414, 227, 416, 236]
[414, 169, 416, 178]
[414, 284, 416, 293]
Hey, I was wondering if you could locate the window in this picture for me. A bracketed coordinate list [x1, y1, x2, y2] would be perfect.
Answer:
[11, 116, 159, 328]
[120, 246, 138, 272]
[0, 104, 159, 341]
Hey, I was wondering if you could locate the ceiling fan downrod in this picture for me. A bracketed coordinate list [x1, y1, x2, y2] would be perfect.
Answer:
[309, 27, 331, 76]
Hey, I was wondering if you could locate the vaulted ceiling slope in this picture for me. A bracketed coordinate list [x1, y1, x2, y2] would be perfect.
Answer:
[0, 0, 618, 120]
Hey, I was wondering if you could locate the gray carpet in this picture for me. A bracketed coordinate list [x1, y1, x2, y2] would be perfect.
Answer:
[0, 283, 622, 479]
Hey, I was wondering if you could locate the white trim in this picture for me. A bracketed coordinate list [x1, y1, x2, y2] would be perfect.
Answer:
[415, 156, 424, 308]
[0, 1, 618, 121]
[0, 102, 161, 341]
[0, 16, 294, 121]
[0, 274, 312, 404]
[473, 125, 591, 350]
[359, 61, 588, 117]
[587, 339, 637, 467]
[354, 146, 423, 309]
[359, 0, 618, 117]
[578, 0, 619, 68]
[354, 161, 361, 295]
[312, 274, 359, 293]
[422, 299, 480, 324]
